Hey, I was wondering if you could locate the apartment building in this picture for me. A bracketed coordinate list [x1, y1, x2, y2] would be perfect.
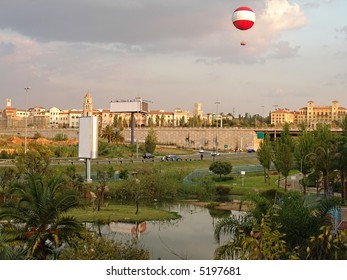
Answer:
[271, 108, 295, 127]
[0, 93, 198, 129]
[271, 100, 347, 128]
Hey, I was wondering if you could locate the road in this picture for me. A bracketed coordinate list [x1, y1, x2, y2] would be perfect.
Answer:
[0, 151, 257, 167]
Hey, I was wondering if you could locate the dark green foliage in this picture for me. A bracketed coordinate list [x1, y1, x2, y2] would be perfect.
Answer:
[215, 185, 231, 196]
[144, 127, 157, 154]
[196, 178, 215, 200]
[0, 150, 17, 159]
[0, 175, 83, 259]
[59, 231, 149, 260]
[214, 191, 344, 260]
[0, 166, 17, 203]
[53, 133, 68, 141]
[100, 125, 124, 144]
[273, 124, 295, 191]
[32, 132, 42, 139]
[64, 165, 84, 194]
[257, 134, 273, 184]
[118, 168, 129, 180]
[97, 140, 127, 157]
[209, 161, 232, 179]
[15, 143, 53, 177]
[53, 145, 78, 157]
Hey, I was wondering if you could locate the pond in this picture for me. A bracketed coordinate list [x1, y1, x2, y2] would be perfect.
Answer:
[85, 203, 244, 260]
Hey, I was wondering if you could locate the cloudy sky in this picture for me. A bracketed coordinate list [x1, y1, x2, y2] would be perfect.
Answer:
[0, 0, 346, 116]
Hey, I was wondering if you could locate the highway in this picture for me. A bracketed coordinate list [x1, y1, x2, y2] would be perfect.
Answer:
[0, 151, 257, 167]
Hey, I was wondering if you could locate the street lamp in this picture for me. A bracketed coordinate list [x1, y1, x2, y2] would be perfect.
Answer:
[24, 86, 30, 153]
[215, 101, 220, 128]
[214, 101, 220, 151]
[273, 104, 278, 140]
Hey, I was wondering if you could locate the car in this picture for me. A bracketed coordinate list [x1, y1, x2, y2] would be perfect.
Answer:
[142, 152, 154, 159]
[198, 149, 205, 154]
[211, 151, 220, 156]
[165, 154, 182, 161]
[247, 149, 256, 153]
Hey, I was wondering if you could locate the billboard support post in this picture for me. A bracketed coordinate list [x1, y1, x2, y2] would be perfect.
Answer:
[85, 158, 92, 183]
[131, 112, 135, 144]
[110, 98, 149, 145]
[78, 116, 98, 183]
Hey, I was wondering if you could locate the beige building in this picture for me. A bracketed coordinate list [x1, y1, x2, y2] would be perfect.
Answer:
[271, 101, 347, 128]
[271, 108, 295, 127]
[297, 100, 346, 128]
[1, 93, 203, 129]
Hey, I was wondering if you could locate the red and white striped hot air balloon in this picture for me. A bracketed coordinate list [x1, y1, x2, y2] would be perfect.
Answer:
[232, 6, 255, 31]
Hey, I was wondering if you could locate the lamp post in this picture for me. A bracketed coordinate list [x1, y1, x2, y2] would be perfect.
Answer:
[214, 101, 220, 151]
[215, 101, 220, 128]
[24, 86, 30, 153]
[273, 104, 278, 140]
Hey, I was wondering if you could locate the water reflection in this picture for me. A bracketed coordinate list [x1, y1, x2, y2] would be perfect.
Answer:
[85, 203, 243, 260]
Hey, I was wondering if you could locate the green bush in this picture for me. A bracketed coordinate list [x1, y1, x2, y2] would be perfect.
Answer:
[215, 185, 231, 196]
[33, 132, 42, 139]
[53, 133, 68, 141]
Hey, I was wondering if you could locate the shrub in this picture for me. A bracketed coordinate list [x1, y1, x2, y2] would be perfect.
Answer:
[53, 133, 68, 141]
[215, 185, 231, 196]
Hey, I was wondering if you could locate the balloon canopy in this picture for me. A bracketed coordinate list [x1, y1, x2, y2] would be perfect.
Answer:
[232, 6, 255, 31]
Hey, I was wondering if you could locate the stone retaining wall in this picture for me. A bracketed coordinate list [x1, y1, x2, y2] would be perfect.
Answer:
[0, 127, 261, 151]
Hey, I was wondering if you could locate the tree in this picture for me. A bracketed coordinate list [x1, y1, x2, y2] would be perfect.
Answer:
[0, 166, 17, 203]
[0, 230, 29, 260]
[64, 165, 84, 194]
[308, 124, 339, 196]
[273, 123, 295, 191]
[113, 115, 124, 130]
[15, 143, 53, 177]
[0, 175, 83, 259]
[336, 117, 347, 199]
[257, 134, 273, 184]
[214, 191, 343, 260]
[144, 127, 157, 154]
[209, 161, 232, 179]
[306, 225, 347, 260]
[236, 214, 293, 260]
[100, 125, 124, 144]
[59, 231, 149, 260]
[95, 166, 114, 211]
[294, 127, 315, 194]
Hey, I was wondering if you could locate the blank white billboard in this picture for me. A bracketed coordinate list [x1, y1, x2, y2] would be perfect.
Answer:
[110, 100, 148, 113]
[78, 116, 98, 159]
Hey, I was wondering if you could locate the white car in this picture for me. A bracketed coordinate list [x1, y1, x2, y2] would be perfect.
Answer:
[211, 151, 220, 156]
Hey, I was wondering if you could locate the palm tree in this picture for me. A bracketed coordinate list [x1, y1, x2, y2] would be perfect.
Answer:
[214, 191, 342, 259]
[214, 213, 253, 259]
[100, 125, 114, 143]
[305, 124, 340, 196]
[0, 175, 83, 259]
[112, 129, 125, 144]
[100, 125, 124, 144]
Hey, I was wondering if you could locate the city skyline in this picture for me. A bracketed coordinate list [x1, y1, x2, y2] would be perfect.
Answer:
[0, 0, 346, 116]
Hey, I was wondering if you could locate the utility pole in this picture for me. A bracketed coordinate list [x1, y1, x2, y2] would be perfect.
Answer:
[273, 104, 278, 140]
[24, 86, 30, 153]
[215, 101, 220, 151]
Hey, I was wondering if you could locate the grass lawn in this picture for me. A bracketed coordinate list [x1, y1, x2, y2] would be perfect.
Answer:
[68, 204, 181, 223]
[228, 174, 280, 196]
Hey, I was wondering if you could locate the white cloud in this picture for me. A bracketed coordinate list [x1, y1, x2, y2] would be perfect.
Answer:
[269, 41, 300, 59]
[0, 30, 42, 62]
[260, 0, 307, 31]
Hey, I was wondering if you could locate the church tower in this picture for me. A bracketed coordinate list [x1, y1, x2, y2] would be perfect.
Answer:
[83, 91, 93, 116]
